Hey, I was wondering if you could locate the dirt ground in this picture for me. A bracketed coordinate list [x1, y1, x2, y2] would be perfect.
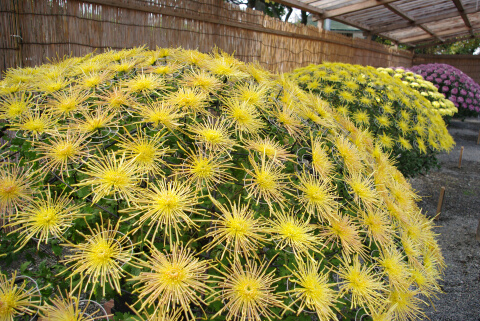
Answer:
[409, 117, 480, 321]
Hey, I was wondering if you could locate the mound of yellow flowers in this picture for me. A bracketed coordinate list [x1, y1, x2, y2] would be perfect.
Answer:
[0, 48, 443, 321]
[378, 67, 457, 117]
[290, 62, 455, 176]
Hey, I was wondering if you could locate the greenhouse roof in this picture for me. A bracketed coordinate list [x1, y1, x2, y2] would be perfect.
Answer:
[273, 0, 480, 48]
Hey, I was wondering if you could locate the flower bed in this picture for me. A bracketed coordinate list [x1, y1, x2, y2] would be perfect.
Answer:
[290, 62, 455, 176]
[0, 48, 444, 321]
[408, 63, 480, 118]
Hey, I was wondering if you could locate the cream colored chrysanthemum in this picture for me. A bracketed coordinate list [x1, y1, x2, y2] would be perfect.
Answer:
[131, 243, 213, 320]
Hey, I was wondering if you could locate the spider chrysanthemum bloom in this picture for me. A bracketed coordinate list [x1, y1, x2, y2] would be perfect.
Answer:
[0, 92, 34, 120]
[378, 132, 394, 149]
[45, 88, 89, 118]
[0, 272, 41, 321]
[80, 71, 112, 89]
[285, 258, 339, 321]
[337, 255, 386, 313]
[61, 219, 134, 296]
[333, 135, 364, 173]
[359, 208, 393, 248]
[7, 189, 84, 250]
[167, 87, 209, 114]
[243, 154, 291, 208]
[243, 137, 294, 165]
[294, 171, 338, 221]
[128, 179, 202, 244]
[130, 306, 182, 321]
[271, 103, 305, 139]
[222, 98, 265, 136]
[269, 208, 321, 257]
[123, 73, 166, 94]
[310, 135, 334, 178]
[320, 214, 366, 258]
[133, 100, 186, 131]
[34, 129, 91, 176]
[187, 117, 236, 153]
[96, 86, 136, 111]
[76, 151, 142, 205]
[76, 105, 117, 135]
[213, 258, 288, 321]
[180, 69, 222, 93]
[8, 108, 57, 139]
[377, 246, 411, 290]
[117, 126, 171, 176]
[232, 82, 269, 108]
[388, 287, 424, 321]
[131, 243, 213, 319]
[202, 196, 268, 260]
[0, 163, 39, 216]
[39, 290, 104, 321]
[345, 172, 381, 212]
[352, 110, 369, 126]
[172, 146, 234, 192]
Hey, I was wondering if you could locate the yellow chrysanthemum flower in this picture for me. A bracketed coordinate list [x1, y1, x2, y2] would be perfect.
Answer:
[243, 137, 294, 165]
[320, 213, 366, 258]
[0, 163, 39, 216]
[133, 100, 186, 131]
[243, 154, 291, 208]
[222, 98, 265, 136]
[167, 87, 209, 114]
[61, 218, 134, 296]
[269, 208, 321, 257]
[0, 92, 34, 120]
[202, 196, 267, 260]
[187, 117, 236, 153]
[7, 188, 84, 250]
[0, 272, 41, 321]
[76, 151, 142, 205]
[131, 243, 212, 320]
[285, 258, 339, 321]
[128, 179, 202, 244]
[213, 258, 288, 321]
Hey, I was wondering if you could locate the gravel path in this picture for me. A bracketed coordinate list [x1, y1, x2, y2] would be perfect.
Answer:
[409, 117, 480, 321]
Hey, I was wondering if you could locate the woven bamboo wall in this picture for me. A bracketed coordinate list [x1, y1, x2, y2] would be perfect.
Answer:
[1, 0, 414, 76]
[413, 54, 480, 85]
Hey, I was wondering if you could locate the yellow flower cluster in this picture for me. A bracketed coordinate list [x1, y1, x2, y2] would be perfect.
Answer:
[0, 48, 445, 321]
[378, 67, 457, 116]
[290, 63, 455, 164]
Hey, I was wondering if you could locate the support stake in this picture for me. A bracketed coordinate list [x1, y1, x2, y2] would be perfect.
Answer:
[458, 146, 464, 169]
[477, 129, 480, 145]
[435, 186, 445, 220]
[476, 217, 480, 241]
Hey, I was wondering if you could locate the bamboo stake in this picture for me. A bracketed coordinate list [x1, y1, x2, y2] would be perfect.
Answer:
[476, 217, 480, 241]
[477, 129, 480, 145]
[458, 146, 464, 168]
[435, 186, 445, 220]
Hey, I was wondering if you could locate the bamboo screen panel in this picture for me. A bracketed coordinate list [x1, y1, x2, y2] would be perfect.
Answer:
[413, 55, 480, 85]
[1, 0, 414, 76]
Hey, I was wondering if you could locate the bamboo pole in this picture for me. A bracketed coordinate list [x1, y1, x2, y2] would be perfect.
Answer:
[458, 146, 464, 168]
[435, 186, 445, 220]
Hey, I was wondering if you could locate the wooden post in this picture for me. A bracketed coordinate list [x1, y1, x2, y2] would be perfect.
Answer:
[477, 129, 480, 145]
[435, 186, 445, 220]
[458, 146, 464, 168]
[476, 217, 480, 241]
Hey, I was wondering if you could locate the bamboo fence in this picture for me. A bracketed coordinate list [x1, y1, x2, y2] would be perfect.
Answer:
[0, 0, 414, 76]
